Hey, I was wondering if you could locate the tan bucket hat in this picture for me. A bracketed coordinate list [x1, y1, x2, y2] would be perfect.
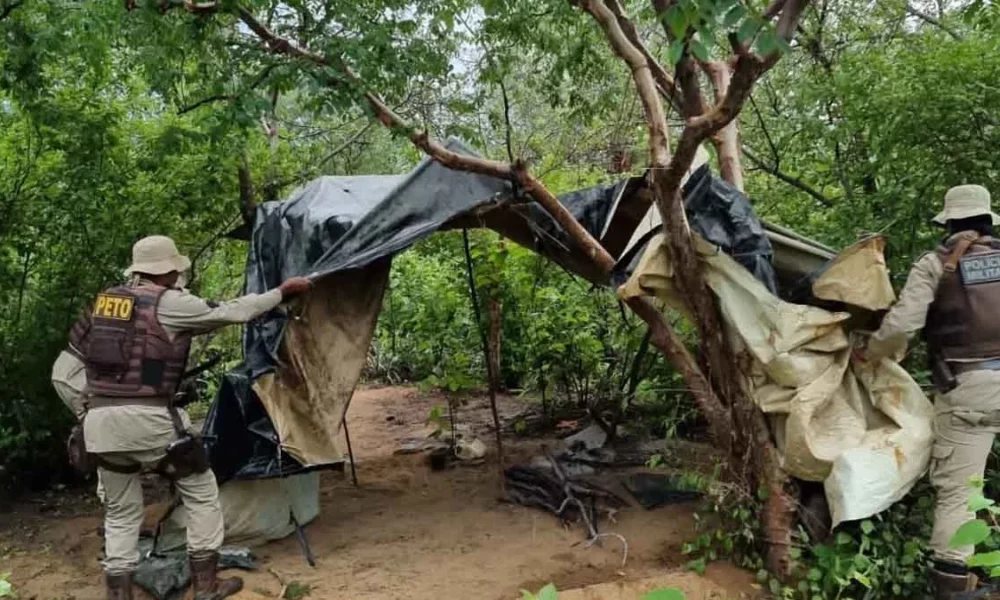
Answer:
[123, 235, 192, 276]
[932, 184, 1000, 225]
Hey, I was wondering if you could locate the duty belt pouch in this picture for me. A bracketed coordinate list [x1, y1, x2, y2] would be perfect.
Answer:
[66, 422, 96, 475]
[159, 434, 210, 480]
[931, 354, 958, 394]
[157, 404, 210, 480]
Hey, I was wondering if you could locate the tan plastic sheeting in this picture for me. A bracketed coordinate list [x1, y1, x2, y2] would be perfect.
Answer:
[254, 261, 390, 466]
[164, 472, 320, 548]
[620, 234, 934, 526]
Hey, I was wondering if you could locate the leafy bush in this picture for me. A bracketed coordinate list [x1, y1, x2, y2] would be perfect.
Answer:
[684, 474, 934, 600]
[951, 478, 1000, 579]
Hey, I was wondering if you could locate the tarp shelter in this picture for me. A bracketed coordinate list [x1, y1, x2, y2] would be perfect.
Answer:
[194, 137, 924, 544]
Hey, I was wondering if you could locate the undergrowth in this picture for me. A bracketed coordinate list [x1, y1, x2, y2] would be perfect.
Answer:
[681, 473, 935, 600]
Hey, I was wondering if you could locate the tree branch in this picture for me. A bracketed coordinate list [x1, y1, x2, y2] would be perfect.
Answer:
[144, 0, 615, 273]
[178, 93, 233, 115]
[905, 3, 963, 41]
[702, 61, 744, 189]
[313, 121, 374, 172]
[230, 5, 616, 272]
[606, 0, 685, 115]
[742, 146, 834, 207]
[575, 0, 671, 169]
[623, 296, 732, 447]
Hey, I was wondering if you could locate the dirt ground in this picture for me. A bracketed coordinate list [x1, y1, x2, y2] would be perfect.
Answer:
[0, 386, 757, 600]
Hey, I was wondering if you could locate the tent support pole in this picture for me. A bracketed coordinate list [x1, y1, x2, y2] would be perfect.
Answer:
[290, 512, 317, 567]
[462, 229, 505, 489]
[343, 417, 358, 487]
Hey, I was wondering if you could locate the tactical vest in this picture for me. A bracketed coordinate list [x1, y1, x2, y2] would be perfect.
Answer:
[83, 283, 191, 403]
[925, 233, 1000, 362]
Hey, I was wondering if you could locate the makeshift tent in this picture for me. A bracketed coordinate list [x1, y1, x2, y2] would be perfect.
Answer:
[199, 137, 917, 545]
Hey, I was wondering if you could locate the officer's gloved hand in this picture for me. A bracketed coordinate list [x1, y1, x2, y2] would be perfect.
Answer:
[278, 276, 312, 301]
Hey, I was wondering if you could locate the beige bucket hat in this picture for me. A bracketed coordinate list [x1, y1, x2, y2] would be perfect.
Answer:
[932, 184, 1000, 225]
[123, 235, 192, 276]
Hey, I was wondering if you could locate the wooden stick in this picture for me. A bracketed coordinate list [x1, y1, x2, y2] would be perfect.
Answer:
[461, 229, 506, 488]
[343, 417, 358, 487]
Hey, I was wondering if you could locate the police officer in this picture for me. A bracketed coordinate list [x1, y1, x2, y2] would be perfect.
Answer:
[861, 185, 1000, 598]
[77, 235, 310, 600]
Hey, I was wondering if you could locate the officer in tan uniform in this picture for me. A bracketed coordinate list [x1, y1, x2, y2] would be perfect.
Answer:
[861, 185, 1000, 598]
[75, 235, 310, 600]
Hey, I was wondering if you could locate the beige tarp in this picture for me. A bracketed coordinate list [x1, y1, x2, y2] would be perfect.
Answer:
[620, 234, 934, 526]
[254, 262, 390, 466]
[163, 472, 321, 549]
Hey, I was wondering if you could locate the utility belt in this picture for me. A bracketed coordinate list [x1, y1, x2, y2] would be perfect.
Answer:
[930, 356, 1000, 393]
[68, 400, 209, 480]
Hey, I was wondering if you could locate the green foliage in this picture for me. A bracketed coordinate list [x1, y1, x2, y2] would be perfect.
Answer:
[951, 478, 1000, 579]
[282, 582, 311, 600]
[642, 589, 686, 600]
[685, 475, 932, 599]
[521, 584, 558, 600]
[683, 481, 761, 573]
[0, 573, 14, 599]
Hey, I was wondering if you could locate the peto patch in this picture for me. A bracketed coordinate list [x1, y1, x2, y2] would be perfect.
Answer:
[93, 293, 135, 320]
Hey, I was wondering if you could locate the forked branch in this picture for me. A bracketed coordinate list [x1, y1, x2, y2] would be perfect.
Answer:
[129, 0, 616, 273]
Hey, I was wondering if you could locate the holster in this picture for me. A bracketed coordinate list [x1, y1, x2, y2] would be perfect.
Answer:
[157, 433, 210, 480]
[155, 403, 210, 480]
[931, 354, 958, 394]
[67, 422, 97, 475]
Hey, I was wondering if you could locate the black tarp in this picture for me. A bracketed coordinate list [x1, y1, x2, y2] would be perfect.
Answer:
[611, 164, 777, 292]
[204, 140, 777, 481]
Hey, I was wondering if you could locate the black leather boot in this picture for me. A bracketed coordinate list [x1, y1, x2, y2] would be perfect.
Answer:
[931, 566, 977, 600]
[189, 551, 244, 600]
[105, 572, 134, 600]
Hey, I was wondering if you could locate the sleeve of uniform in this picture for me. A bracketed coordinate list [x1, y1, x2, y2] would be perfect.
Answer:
[867, 252, 943, 360]
[156, 288, 283, 336]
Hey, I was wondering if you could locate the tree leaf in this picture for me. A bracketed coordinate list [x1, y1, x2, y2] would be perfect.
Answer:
[969, 493, 995, 512]
[537, 584, 558, 600]
[689, 39, 710, 62]
[642, 589, 686, 600]
[860, 520, 874, 535]
[968, 551, 1000, 567]
[736, 17, 761, 43]
[666, 6, 690, 39]
[667, 39, 685, 66]
[852, 571, 872, 588]
[950, 519, 991, 548]
[755, 29, 779, 55]
[722, 4, 746, 28]
[686, 557, 707, 575]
